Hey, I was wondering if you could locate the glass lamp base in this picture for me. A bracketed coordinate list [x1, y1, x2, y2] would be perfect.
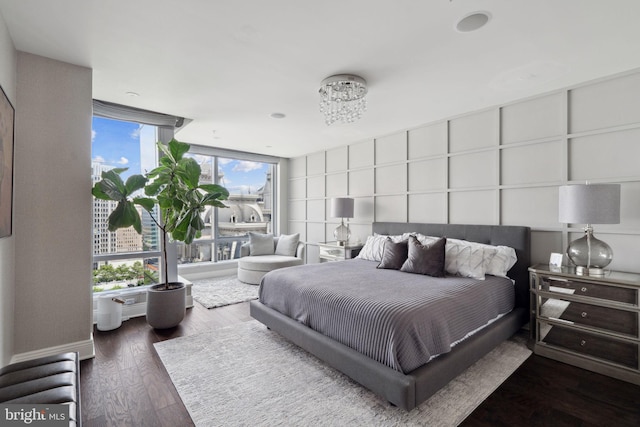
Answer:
[334, 222, 351, 245]
[567, 228, 612, 276]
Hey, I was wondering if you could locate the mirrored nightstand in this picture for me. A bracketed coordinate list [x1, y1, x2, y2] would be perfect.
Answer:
[315, 241, 363, 262]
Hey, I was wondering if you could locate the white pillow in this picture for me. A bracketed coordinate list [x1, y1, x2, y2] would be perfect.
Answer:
[275, 233, 300, 257]
[445, 239, 496, 280]
[357, 233, 415, 261]
[356, 234, 387, 261]
[248, 232, 275, 256]
[415, 233, 439, 246]
[485, 245, 517, 278]
[358, 233, 517, 279]
[386, 232, 415, 242]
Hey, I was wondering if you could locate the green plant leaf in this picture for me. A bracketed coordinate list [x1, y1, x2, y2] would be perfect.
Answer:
[98, 170, 127, 200]
[91, 183, 112, 200]
[191, 212, 205, 230]
[203, 199, 228, 208]
[159, 156, 174, 168]
[125, 174, 147, 194]
[107, 201, 141, 232]
[145, 175, 169, 196]
[177, 158, 201, 189]
[157, 141, 173, 161]
[168, 138, 190, 161]
[133, 197, 155, 211]
[199, 184, 230, 199]
[107, 168, 129, 175]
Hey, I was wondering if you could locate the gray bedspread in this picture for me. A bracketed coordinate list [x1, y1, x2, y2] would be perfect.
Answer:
[259, 259, 515, 373]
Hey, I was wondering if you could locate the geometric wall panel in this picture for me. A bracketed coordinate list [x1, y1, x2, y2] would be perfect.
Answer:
[501, 92, 564, 144]
[288, 68, 640, 274]
[501, 187, 558, 227]
[449, 151, 496, 189]
[449, 190, 496, 224]
[408, 193, 447, 223]
[408, 122, 447, 159]
[569, 128, 640, 181]
[501, 141, 563, 185]
[408, 158, 446, 192]
[449, 109, 497, 152]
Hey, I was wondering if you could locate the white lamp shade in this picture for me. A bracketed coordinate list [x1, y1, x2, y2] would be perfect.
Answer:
[330, 197, 354, 218]
[559, 184, 620, 224]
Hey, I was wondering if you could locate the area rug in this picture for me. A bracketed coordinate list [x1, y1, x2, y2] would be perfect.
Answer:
[154, 320, 531, 426]
[190, 275, 259, 309]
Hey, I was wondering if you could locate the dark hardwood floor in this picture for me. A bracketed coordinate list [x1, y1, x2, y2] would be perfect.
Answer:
[82, 302, 640, 426]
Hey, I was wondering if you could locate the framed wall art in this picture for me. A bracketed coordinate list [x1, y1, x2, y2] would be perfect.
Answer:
[0, 83, 14, 238]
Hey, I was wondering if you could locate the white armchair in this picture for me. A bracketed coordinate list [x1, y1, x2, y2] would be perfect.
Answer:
[237, 235, 305, 285]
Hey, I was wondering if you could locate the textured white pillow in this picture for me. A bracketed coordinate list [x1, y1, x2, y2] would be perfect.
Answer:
[415, 233, 439, 246]
[387, 232, 415, 242]
[275, 233, 300, 257]
[356, 234, 387, 261]
[445, 239, 496, 280]
[485, 245, 517, 278]
[357, 233, 415, 261]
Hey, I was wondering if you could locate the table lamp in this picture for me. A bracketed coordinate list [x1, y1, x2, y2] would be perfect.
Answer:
[330, 197, 354, 246]
[559, 183, 620, 276]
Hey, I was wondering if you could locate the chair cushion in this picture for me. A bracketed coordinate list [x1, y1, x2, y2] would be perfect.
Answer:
[238, 255, 304, 272]
[275, 233, 300, 256]
[249, 232, 275, 255]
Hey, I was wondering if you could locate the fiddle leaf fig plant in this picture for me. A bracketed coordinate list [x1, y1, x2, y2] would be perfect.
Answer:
[92, 139, 229, 288]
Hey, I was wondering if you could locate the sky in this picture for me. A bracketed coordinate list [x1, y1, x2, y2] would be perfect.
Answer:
[92, 117, 270, 194]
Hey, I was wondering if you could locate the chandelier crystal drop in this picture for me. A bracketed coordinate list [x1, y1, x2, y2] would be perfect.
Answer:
[318, 74, 368, 126]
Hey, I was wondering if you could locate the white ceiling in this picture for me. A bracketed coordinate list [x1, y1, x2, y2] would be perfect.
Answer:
[1, 0, 640, 158]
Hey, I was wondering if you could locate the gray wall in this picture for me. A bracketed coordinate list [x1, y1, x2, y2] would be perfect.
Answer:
[13, 52, 93, 359]
[289, 69, 640, 273]
[0, 12, 16, 367]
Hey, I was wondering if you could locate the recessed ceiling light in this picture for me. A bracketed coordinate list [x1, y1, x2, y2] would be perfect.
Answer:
[455, 11, 491, 32]
[125, 91, 140, 97]
[270, 112, 286, 119]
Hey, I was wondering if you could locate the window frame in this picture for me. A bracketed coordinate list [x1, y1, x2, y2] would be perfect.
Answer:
[91, 101, 182, 286]
[180, 144, 281, 264]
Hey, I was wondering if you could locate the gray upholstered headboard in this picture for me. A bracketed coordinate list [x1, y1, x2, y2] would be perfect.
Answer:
[372, 222, 531, 308]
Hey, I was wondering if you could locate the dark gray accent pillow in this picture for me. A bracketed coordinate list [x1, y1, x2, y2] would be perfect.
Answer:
[249, 232, 275, 255]
[400, 235, 446, 277]
[377, 238, 408, 270]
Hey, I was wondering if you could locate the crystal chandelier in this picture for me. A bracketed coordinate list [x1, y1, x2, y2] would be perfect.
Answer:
[318, 74, 368, 126]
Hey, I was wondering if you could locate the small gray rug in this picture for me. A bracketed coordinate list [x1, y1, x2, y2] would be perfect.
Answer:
[155, 320, 531, 426]
[190, 275, 258, 309]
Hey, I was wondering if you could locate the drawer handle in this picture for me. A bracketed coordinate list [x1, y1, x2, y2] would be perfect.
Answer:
[581, 312, 588, 318]
[580, 340, 587, 346]
[580, 287, 588, 293]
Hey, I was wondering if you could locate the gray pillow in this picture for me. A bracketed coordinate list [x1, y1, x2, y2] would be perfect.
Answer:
[249, 232, 275, 256]
[275, 233, 300, 257]
[400, 235, 446, 277]
[377, 238, 408, 270]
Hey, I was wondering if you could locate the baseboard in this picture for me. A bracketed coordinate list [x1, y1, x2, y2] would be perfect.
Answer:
[10, 336, 95, 364]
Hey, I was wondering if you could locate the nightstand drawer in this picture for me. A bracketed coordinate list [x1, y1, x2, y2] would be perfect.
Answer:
[541, 323, 638, 368]
[540, 298, 638, 336]
[319, 245, 344, 260]
[542, 277, 636, 304]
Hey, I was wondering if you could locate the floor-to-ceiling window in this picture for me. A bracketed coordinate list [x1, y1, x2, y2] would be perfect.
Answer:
[91, 101, 280, 288]
[91, 116, 161, 292]
[177, 151, 277, 264]
[90, 100, 181, 292]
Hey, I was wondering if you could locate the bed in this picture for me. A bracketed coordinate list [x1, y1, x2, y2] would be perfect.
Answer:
[249, 222, 531, 410]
